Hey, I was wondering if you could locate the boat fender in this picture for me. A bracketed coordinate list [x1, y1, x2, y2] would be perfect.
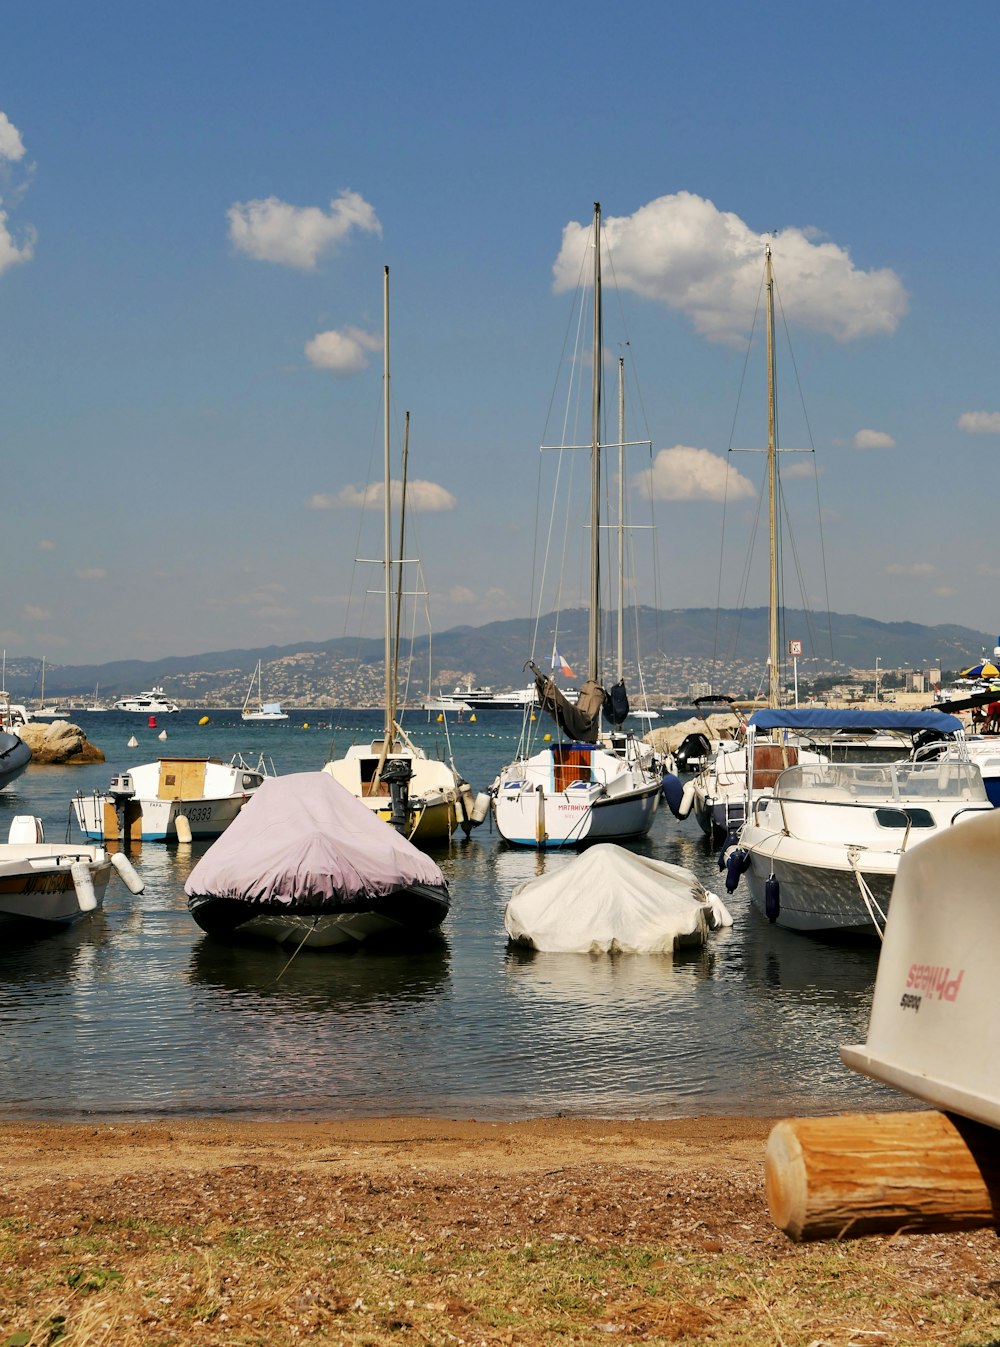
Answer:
[765, 875, 780, 922]
[470, 791, 491, 825]
[717, 832, 739, 870]
[174, 813, 193, 844]
[660, 772, 694, 819]
[724, 847, 751, 894]
[110, 851, 145, 894]
[70, 860, 98, 912]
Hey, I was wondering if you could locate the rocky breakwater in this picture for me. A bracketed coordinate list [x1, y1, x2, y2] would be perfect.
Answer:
[18, 720, 105, 764]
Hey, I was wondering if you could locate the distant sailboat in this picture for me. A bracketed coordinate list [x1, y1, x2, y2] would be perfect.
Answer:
[241, 660, 288, 722]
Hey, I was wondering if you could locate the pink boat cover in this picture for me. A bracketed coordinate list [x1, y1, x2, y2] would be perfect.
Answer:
[184, 772, 446, 905]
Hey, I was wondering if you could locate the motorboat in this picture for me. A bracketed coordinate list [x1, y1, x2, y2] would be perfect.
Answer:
[0, 692, 32, 790]
[841, 806, 1000, 1128]
[492, 205, 663, 849]
[185, 771, 451, 948]
[503, 843, 732, 953]
[72, 753, 270, 843]
[323, 268, 485, 848]
[113, 687, 180, 714]
[241, 660, 288, 721]
[732, 707, 992, 938]
[0, 814, 143, 931]
[462, 685, 539, 711]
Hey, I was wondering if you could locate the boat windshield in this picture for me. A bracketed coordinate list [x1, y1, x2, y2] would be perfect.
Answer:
[773, 759, 987, 803]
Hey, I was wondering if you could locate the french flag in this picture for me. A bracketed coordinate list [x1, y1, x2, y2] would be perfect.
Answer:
[551, 648, 574, 678]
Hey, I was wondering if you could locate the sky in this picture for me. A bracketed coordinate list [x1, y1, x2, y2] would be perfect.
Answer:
[2, 0, 1000, 666]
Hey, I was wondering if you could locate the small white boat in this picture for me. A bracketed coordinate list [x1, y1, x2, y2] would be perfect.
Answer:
[0, 815, 143, 931]
[185, 772, 451, 948]
[504, 843, 732, 953]
[733, 707, 993, 938]
[72, 753, 270, 843]
[113, 687, 180, 714]
[242, 660, 288, 721]
[841, 807, 1000, 1129]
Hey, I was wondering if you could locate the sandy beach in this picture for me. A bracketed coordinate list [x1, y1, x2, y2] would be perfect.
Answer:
[1, 1114, 998, 1345]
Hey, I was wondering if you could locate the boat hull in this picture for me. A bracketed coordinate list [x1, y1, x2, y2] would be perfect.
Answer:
[744, 851, 894, 939]
[0, 852, 112, 929]
[493, 778, 661, 849]
[73, 792, 248, 842]
[0, 733, 31, 791]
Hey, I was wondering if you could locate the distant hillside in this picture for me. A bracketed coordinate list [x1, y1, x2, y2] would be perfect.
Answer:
[4, 610, 994, 705]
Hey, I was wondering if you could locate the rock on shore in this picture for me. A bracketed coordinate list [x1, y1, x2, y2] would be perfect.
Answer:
[18, 720, 105, 764]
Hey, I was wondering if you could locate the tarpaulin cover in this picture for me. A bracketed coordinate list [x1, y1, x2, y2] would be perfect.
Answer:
[184, 772, 446, 906]
[529, 661, 604, 742]
[504, 843, 732, 954]
[747, 708, 963, 734]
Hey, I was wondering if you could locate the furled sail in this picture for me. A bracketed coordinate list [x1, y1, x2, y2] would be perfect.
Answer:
[528, 661, 604, 743]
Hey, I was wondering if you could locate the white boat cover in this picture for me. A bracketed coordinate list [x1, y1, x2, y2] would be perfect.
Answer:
[504, 843, 732, 954]
[184, 772, 446, 904]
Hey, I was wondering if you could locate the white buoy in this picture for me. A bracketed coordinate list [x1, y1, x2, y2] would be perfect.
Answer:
[127, 735, 138, 748]
[158, 730, 167, 741]
[110, 851, 145, 894]
[173, 814, 192, 844]
[70, 860, 98, 912]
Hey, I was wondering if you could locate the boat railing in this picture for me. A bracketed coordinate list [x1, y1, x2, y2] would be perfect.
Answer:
[771, 758, 985, 804]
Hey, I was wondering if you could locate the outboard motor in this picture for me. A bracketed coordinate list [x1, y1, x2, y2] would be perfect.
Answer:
[675, 732, 711, 773]
[380, 758, 415, 833]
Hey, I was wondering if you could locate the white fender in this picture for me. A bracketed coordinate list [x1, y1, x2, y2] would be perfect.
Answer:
[173, 814, 193, 844]
[470, 792, 491, 825]
[110, 851, 145, 894]
[677, 781, 696, 819]
[71, 860, 98, 912]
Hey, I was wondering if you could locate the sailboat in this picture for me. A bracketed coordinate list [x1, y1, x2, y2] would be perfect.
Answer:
[241, 660, 288, 722]
[491, 203, 663, 849]
[33, 656, 68, 720]
[322, 267, 486, 847]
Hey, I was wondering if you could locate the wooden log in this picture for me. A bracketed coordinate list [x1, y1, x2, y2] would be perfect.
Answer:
[766, 1110, 1000, 1241]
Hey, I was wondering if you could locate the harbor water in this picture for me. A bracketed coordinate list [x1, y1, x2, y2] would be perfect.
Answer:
[0, 708, 897, 1121]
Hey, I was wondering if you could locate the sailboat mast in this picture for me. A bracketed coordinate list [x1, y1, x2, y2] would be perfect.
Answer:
[765, 244, 780, 709]
[616, 355, 625, 681]
[383, 264, 394, 743]
[588, 202, 602, 685]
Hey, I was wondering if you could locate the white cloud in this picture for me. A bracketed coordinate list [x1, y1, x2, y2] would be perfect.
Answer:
[75, 567, 107, 581]
[22, 604, 50, 621]
[0, 112, 25, 162]
[854, 428, 896, 449]
[227, 189, 381, 269]
[37, 539, 56, 551]
[305, 326, 381, 374]
[932, 586, 957, 598]
[886, 562, 935, 576]
[635, 446, 756, 502]
[958, 411, 1000, 434]
[553, 193, 908, 344]
[447, 585, 476, 604]
[308, 479, 457, 512]
[779, 456, 823, 479]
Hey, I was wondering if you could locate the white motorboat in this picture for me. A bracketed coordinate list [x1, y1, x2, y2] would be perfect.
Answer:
[732, 707, 992, 938]
[72, 753, 270, 843]
[323, 268, 485, 847]
[504, 843, 731, 953]
[462, 685, 539, 711]
[0, 814, 143, 931]
[841, 806, 1000, 1129]
[185, 772, 451, 948]
[241, 659, 288, 721]
[113, 686, 180, 714]
[492, 205, 663, 849]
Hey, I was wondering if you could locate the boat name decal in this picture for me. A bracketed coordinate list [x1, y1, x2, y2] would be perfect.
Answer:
[901, 963, 965, 1011]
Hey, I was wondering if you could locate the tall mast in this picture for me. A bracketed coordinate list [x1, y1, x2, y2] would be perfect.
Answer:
[616, 355, 625, 681]
[588, 202, 602, 685]
[383, 264, 394, 743]
[765, 244, 780, 709]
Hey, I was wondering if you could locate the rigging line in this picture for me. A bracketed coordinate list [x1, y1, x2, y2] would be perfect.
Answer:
[778, 478, 822, 673]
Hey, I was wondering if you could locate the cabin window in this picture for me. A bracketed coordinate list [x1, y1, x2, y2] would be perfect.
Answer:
[875, 807, 935, 829]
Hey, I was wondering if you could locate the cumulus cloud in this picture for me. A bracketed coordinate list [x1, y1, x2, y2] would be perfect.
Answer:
[854, 428, 896, 449]
[308, 479, 457, 512]
[0, 112, 25, 162]
[447, 585, 476, 604]
[75, 567, 107, 580]
[635, 446, 756, 502]
[886, 562, 935, 576]
[958, 411, 1000, 434]
[553, 193, 908, 344]
[227, 189, 381, 269]
[305, 326, 381, 374]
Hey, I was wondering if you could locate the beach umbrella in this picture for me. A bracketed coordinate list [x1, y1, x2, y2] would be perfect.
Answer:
[961, 661, 1000, 679]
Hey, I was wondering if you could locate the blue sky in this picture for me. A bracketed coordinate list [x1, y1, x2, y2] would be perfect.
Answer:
[2, 1, 999, 666]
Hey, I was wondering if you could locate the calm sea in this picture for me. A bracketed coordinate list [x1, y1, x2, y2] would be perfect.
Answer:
[0, 707, 897, 1121]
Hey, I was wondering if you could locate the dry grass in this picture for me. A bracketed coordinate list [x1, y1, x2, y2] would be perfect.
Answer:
[1, 1119, 999, 1346]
